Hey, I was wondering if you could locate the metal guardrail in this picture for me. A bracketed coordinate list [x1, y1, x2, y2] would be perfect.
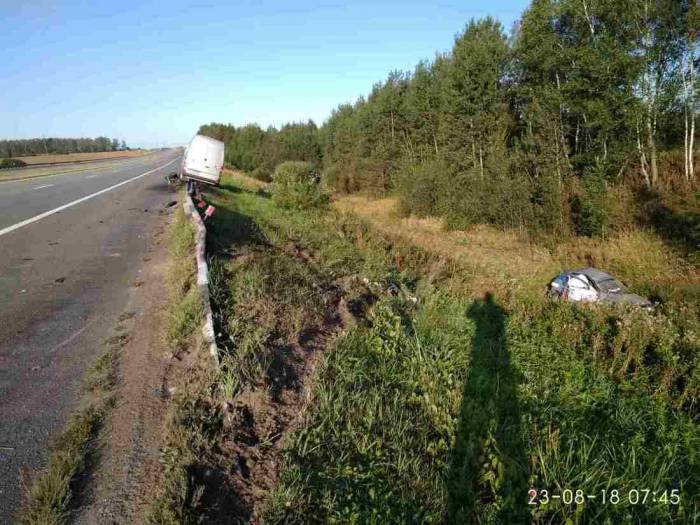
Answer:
[183, 193, 219, 367]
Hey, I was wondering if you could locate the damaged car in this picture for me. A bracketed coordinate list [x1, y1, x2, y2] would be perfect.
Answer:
[547, 268, 653, 309]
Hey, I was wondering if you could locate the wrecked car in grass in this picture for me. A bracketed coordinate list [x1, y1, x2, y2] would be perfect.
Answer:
[547, 267, 653, 310]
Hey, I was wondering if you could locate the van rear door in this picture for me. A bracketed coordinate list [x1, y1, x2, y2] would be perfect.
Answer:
[204, 139, 223, 172]
[182, 135, 224, 186]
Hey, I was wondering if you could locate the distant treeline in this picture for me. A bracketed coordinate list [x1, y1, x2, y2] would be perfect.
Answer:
[198, 121, 321, 182]
[201, 0, 699, 237]
[0, 137, 127, 158]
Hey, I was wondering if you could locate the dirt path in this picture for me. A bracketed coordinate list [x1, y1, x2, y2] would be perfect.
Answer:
[74, 207, 176, 524]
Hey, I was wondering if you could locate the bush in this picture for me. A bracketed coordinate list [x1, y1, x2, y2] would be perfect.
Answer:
[395, 159, 448, 217]
[251, 165, 273, 182]
[0, 158, 27, 168]
[271, 161, 330, 211]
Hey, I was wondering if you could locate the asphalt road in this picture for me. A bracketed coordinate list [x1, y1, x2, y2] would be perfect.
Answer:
[0, 150, 181, 521]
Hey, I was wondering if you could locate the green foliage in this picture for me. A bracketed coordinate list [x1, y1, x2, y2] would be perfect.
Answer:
[251, 165, 273, 182]
[198, 121, 322, 174]
[202, 1, 697, 235]
[271, 161, 329, 211]
[0, 158, 27, 168]
[571, 169, 609, 237]
[0, 137, 122, 157]
[395, 158, 449, 217]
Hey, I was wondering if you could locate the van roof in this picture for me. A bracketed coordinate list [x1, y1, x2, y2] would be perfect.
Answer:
[191, 134, 224, 146]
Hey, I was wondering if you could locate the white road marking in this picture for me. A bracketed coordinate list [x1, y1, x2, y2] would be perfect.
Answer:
[85, 174, 99, 179]
[49, 320, 93, 353]
[33, 184, 55, 190]
[0, 158, 178, 238]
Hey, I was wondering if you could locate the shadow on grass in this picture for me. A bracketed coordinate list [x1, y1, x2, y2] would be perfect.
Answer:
[447, 293, 529, 524]
[204, 200, 270, 257]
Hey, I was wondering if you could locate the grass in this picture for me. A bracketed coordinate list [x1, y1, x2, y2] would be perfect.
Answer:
[165, 208, 202, 355]
[147, 181, 351, 522]
[149, 173, 700, 524]
[144, 206, 217, 524]
[21, 330, 128, 524]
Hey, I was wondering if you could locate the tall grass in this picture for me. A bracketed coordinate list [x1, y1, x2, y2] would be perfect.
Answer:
[194, 174, 700, 523]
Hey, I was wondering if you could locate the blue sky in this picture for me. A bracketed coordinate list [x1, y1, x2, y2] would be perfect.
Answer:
[1, 1, 529, 147]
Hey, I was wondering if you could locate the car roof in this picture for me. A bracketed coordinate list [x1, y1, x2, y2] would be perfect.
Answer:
[576, 268, 615, 282]
[575, 268, 626, 291]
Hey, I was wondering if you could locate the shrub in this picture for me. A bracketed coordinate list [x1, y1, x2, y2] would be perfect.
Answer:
[395, 159, 448, 217]
[271, 161, 330, 211]
[0, 158, 27, 168]
[251, 165, 273, 182]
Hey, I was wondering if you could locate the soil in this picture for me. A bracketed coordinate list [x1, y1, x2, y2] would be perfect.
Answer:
[195, 244, 369, 524]
[216, 325, 339, 524]
[74, 206, 178, 525]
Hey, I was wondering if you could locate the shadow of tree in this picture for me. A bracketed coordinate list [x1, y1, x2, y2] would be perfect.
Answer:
[447, 293, 529, 524]
[634, 188, 700, 255]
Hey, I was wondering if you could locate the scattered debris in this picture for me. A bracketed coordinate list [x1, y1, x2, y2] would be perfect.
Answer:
[165, 200, 178, 208]
[54, 277, 65, 284]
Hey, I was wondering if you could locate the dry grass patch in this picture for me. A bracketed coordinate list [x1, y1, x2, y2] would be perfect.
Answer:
[222, 169, 270, 191]
[13, 150, 148, 165]
[334, 195, 699, 301]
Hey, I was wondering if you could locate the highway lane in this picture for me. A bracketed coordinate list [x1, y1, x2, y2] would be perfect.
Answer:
[0, 154, 173, 230]
[0, 150, 182, 521]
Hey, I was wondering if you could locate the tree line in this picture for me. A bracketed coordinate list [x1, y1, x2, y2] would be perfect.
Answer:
[201, 0, 698, 237]
[0, 137, 128, 158]
[198, 121, 321, 182]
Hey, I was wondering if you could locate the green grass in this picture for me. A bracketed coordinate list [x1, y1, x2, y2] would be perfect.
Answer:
[165, 208, 203, 355]
[144, 206, 214, 525]
[21, 333, 126, 524]
[151, 174, 700, 524]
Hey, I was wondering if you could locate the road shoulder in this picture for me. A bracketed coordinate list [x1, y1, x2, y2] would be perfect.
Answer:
[72, 205, 179, 524]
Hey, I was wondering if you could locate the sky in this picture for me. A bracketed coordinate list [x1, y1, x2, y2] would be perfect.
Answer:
[0, 0, 530, 148]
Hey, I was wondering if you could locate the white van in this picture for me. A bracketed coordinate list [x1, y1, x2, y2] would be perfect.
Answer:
[180, 134, 225, 186]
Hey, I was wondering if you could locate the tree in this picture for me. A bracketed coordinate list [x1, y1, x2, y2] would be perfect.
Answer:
[629, 0, 687, 188]
[682, 1, 699, 182]
[441, 18, 510, 178]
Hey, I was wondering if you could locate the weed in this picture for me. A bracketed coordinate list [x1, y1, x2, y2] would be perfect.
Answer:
[21, 332, 127, 524]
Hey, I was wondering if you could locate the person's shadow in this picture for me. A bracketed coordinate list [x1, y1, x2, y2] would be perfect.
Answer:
[447, 293, 529, 524]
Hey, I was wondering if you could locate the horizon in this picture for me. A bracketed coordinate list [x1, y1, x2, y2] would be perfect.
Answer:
[1, 0, 528, 148]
